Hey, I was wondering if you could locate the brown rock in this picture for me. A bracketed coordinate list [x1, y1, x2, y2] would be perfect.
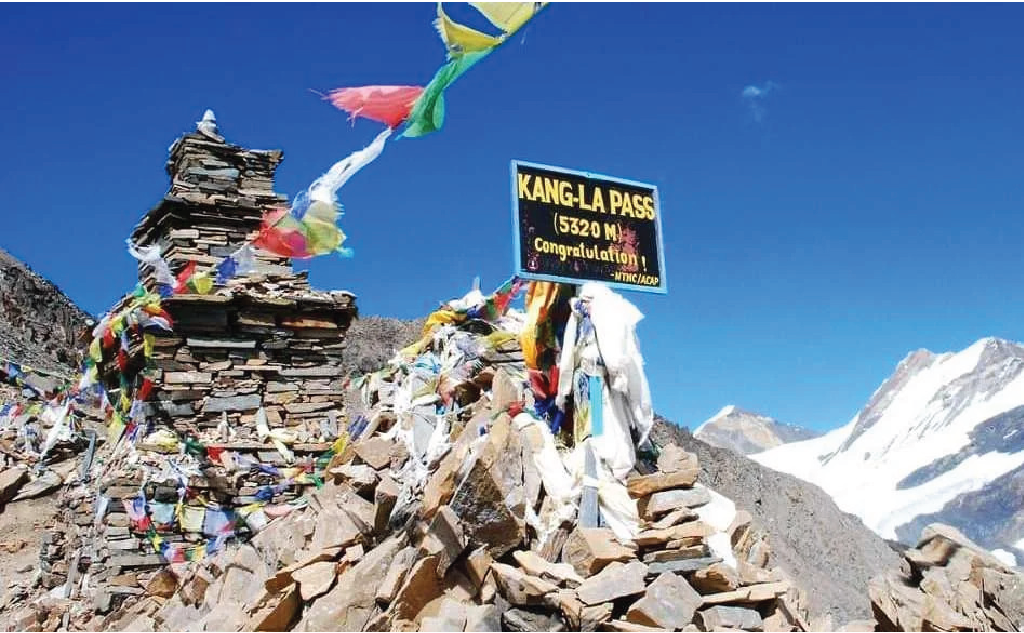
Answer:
[181, 568, 212, 606]
[465, 604, 502, 631]
[307, 506, 362, 553]
[298, 534, 406, 631]
[763, 609, 797, 632]
[728, 510, 753, 546]
[699, 605, 763, 631]
[330, 463, 378, 494]
[627, 467, 700, 498]
[376, 546, 418, 605]
[422, 448, 461, 519]
[420, 597, 469, 632]
[513, 550, 584, 587]
[390, 556, 444, 622]
[577, 603, 615, 631]
[736, 560, 780, 586]
[562, 528, 637, 578]
[354, 437, 393, 470]
[449, 417, 526, 558]
[576, 561, 648, 606]
[249, 584, 301, 632]
[491, 368, 522, 412]
[642, 544, 708, 564]
[691, 562, 740, 594]
[292, 560, 336, 601]
[638, 487, 711, 519]
[479, 569, 498, 604]
[373, 474, 400, 535]
[108, 573, 140, 588]
[634, 521, 715, 547]
[461, 546, 493, 589]
[422, 506, 468, 577]
[656, 443, 698, 473]
[144, 569, 178, 599]
[647, 506, 699, 530]
[490, 562, 558, 606]
[441, 567, 478, 603]
[625, 572, 702, 630]
[0, 466, 28, 504]
[701, 581, 790, 605]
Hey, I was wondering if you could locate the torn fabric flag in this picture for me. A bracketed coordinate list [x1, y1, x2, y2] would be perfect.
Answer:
[434, 2, 502, 58]
[307, 127, 391, 205]
[254, 128, 390, 259]
[327, 85, 425, 128]
[126, 240, 176, 288]
[401, 49, 491, 138]
[470, 1, 545, 35]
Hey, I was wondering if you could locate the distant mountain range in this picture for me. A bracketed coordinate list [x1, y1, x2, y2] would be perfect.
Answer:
[752, 336, 1024, 566]
[694, 405, 821, 455]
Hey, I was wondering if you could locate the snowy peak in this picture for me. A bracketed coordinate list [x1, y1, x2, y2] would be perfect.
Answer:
[694, 405, 820, 455]
[753, 336, 1024, 559]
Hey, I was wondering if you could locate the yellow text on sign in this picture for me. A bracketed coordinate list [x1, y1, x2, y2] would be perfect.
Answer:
[517, 173, 656, 220]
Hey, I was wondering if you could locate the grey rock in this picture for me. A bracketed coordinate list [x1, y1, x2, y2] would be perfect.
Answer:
[646, 556, 721, 576]
[626, 572, 701, 630]
[502, 607, 565, 632]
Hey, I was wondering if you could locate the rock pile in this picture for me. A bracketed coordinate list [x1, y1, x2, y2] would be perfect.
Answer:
[869, 523, 1024, 631]
[33, 113, 358, 608]
[94, 360, 814, 631]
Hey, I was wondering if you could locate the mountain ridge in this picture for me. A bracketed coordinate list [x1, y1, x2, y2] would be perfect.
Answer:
[694, 404, 821, 455]
[754, 335, 1024, 563]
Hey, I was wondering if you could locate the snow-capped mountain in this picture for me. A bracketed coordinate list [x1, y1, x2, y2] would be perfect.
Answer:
[753, 336, 1024, 565]
[694, 405, 820, 455]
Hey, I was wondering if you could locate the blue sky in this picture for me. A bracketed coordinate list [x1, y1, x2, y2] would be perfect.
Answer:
[2, 3, 1023, 432]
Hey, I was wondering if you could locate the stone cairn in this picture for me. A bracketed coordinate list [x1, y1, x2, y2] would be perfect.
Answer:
[41, 113, 358, 615]
[97, 329, 815, 633]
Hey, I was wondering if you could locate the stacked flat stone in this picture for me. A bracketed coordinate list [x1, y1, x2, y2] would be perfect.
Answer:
[44, 113, 358, 612]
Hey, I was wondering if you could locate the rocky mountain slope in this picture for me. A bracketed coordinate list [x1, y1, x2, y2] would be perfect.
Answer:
[694, 405, 820, 455]
[332, 314, 902, 625]
[753, 337, 1024, 564]
[652, 418, 901, 625]
[0, 247, 91, 373]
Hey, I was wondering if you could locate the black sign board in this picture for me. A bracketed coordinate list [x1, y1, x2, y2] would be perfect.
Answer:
[511, 160, 666, 294]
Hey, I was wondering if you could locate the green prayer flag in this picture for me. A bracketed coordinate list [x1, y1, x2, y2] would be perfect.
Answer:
[401, 49, 491, 139]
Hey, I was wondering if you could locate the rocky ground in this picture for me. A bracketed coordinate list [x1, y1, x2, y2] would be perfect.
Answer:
[81, 417, 821, 633]
[0, 271, 1022, 632]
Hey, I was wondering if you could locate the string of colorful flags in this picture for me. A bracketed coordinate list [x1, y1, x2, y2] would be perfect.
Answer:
[131, 2, 550, 296]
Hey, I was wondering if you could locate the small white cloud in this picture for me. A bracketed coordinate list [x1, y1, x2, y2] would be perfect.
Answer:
[741, 81, 778, 123]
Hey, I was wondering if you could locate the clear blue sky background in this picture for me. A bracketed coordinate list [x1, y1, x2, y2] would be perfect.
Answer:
[2, 3, 1023, 432]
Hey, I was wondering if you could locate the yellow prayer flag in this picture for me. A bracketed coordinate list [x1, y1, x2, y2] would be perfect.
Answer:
[469, 2, 541, 35]
[434, 2, 502, 58]
[143, 334, 155, 359]
[192, 273, 214, 295]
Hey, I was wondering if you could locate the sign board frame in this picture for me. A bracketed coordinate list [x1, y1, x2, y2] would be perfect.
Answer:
[510, 160, 668, 295]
